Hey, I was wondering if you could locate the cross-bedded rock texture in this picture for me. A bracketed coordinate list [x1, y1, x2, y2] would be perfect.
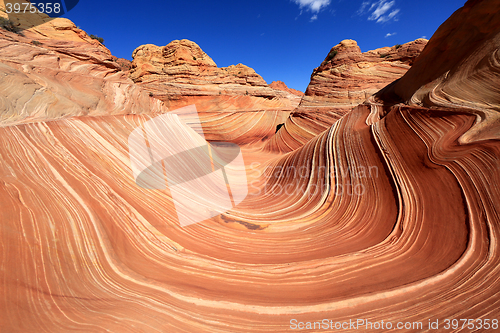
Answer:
[129, 39, 300, 111]
[1, 0, 500, 332]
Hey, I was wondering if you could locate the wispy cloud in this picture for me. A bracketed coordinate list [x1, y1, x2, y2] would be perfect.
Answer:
[357, 1, 370, 15]
[292, 0, 331, 21]
[357, 0, 400, 23]
[385, 32, 396, 38]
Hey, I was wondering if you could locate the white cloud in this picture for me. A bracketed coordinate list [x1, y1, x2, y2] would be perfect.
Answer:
[385, 32, 396, 38]
[292, 0, 331, 21]
[369, 1, 394, 21]
[359, 0, 400, 23]
[357, 1, 370, 15]
[293, 0, 331, 12]
[383, 9, 400, 22]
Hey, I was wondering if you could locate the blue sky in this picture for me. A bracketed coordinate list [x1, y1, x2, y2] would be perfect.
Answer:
[64, 0, 465, 92]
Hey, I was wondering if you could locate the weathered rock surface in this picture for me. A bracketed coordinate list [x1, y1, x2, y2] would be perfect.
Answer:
[0, 0, 166, 126]
[301, 38, 427, 108]
[268, 80, 303, 109]
[1, 0, 500, 332]
[129, 40, 298, 111]
[112, 56, 132, 72]
[269, 80, 304, 96]
[375, 0, 500, 143]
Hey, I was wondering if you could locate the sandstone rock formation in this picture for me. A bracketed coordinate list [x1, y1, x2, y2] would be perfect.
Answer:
[269, 80, 303, 109]
[269, 80, 304, 96]
[375, 0, 500, 144]
[129, 39, 299, 111]
[1, 0, 500, 332]
[0, 4, 291, 142]
[266, 38, 427, 153]
[0, 0, 166, 126]
[112, 56, 132, 72]
[301, 38, 427, 108]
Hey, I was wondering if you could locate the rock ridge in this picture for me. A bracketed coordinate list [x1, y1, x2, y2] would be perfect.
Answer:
[129, 39, 299, 111]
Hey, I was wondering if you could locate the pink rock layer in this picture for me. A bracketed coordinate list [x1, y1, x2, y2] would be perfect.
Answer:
[129, 39, 300, 111]
[267, 38, 427, 153]
[1, 0, 500, 332]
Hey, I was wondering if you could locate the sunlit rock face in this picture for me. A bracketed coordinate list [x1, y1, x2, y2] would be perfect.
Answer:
[1, 0, 500, 332]
[269, 80, 304, 97]
[375, 0, 500, 144]
[0, 1, 167, 126]
[266, 38, 427, 153]
[129, 39, 299, 111]
[301, 38, 427, 108]
[269, 80, 303, 108]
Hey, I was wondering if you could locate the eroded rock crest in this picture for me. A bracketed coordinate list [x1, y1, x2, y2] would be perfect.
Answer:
[0, 1, 167, 126]
[1, 0, 500, 332]
[129, 39, 299, 111]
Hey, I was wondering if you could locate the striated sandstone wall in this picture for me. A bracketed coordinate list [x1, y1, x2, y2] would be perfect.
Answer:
[265, 39, 427, 153]
[301, 38, 427, 108]
[375, 0, 500, 144]
[129, 39, 300, 111]
[0, 0, 167, 126]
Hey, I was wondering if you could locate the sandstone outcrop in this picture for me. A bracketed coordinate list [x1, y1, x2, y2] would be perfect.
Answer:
[1, 0, 500, 332]
[266, 38, 427, 153]
[301, 38, 427, 108]
[0, 0, 166, 126]
[269, 80, 304, 96]
[375, 0, 500, 143]
[112, 56, 132, 72]
[0, 30, 166, 126]
[129, 39, 298, 111]
[269, 80, 303, 109]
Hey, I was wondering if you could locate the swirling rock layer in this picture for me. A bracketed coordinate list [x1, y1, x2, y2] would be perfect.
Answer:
[1, 0, 500, 332]
[375, 0, 500, 144]
[1, 104, 499, 332]
[0, 7, 167, 126]
[268, 39, 427, 153]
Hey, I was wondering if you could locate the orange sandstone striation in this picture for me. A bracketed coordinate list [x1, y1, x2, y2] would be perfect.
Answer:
[1, 0, 500, 332]
[269, 80, 304, 97]
[375, 0, 500, 143]
[266, 38, 427, 153]
[0, 1, 167, 126]
[129, 39, 299, 111]
[269, 80, 303, 109]
[301, 38, 427, 108]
